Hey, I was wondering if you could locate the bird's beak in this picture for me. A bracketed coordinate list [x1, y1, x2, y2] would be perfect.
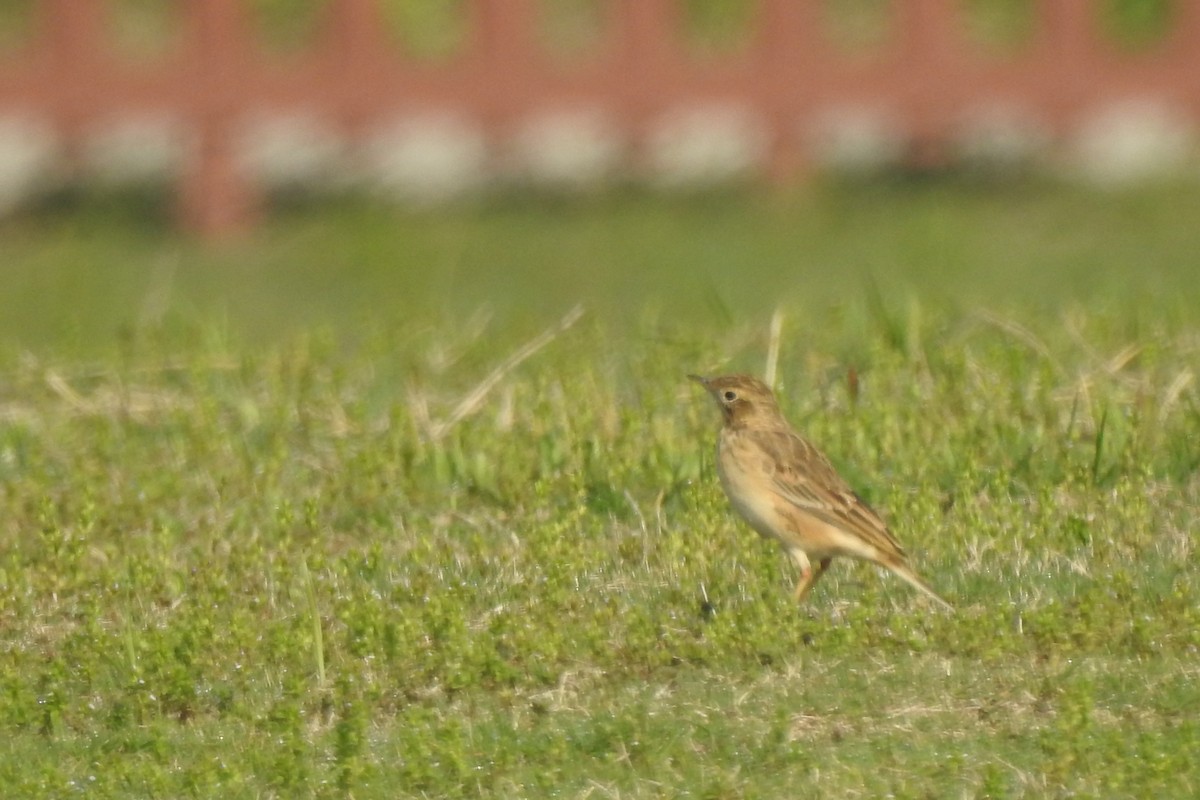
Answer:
[687, 374, 710, 388]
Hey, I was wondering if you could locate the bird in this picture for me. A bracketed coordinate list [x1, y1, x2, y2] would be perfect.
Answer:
[689, 373, 952, 611]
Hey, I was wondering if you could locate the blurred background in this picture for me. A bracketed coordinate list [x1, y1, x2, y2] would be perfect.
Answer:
[1, 0, 1197, 351]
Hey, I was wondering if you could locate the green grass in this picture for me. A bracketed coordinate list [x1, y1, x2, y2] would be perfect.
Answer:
[1, 182, 1199, 797]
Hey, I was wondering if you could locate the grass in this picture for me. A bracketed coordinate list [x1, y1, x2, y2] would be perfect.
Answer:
[1, 180, 1199, 797]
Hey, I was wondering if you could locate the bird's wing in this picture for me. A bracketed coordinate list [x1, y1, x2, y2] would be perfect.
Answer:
[752, 428, 908, 559]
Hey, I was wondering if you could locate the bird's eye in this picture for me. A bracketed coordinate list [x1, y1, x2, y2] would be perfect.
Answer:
[723, 390, 737, 402]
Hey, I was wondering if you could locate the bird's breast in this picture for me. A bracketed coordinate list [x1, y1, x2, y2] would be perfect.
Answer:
[715, 433, 787, 543]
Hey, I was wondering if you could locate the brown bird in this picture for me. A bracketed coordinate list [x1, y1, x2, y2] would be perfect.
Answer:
[690, 373, 952, 611]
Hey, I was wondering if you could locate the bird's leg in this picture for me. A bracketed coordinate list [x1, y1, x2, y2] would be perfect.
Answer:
[792, 554, 832, 603]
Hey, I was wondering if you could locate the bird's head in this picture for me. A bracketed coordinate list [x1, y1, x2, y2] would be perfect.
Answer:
[689, 373, 783, 429]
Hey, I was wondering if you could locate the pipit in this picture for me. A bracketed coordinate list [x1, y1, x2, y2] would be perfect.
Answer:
[690, 373, 952, 611]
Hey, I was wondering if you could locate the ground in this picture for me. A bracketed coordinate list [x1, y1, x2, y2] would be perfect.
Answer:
[1, 180, 1198, 797]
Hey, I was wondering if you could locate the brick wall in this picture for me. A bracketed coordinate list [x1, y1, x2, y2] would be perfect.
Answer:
[0, 0, 1197, 236]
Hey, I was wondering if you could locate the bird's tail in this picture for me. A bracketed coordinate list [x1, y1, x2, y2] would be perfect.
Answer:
[885, 559, 954, 612]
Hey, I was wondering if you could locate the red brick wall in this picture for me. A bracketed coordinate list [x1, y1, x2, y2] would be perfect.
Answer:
[1, 1, 1197, 236]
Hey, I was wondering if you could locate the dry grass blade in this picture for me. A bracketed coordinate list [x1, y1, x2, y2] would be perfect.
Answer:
[1159, 369, 1194, 423]
[974, 310, 1059, 372]
[764, 308, 783, 387]
[44, 370, 89, 411]
[427, 304, 585, 441]
[1103, 344, 1141, 375]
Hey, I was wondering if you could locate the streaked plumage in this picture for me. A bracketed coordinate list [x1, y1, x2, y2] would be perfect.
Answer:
[690, 373, 952, 611]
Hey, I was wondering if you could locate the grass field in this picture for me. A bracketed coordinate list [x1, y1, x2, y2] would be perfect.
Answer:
[1, 180, 1198, 797]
